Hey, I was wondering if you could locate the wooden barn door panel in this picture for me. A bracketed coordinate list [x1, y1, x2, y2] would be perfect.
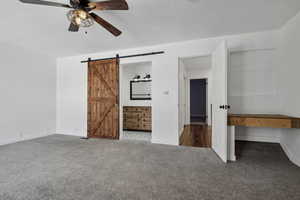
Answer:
[88, 58, 119, 139]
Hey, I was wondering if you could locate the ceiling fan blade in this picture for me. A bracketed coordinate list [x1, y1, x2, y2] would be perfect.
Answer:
[68, 23, 79, 32]
[19, 0, 71, 8]
[90, 13, 122, 36]
[88, 0, 129, 11]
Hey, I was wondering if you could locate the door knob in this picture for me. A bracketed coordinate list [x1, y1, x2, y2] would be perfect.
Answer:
[219, 105, 230, 110]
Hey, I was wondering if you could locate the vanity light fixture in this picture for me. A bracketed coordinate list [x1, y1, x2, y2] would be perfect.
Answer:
[133, 75, 141, 81]
[144, 74, 151, 80]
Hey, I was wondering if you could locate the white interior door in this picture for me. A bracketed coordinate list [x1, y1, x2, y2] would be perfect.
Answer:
[212, 41, 228, 163]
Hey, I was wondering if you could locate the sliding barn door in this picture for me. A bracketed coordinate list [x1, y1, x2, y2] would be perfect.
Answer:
[212, 41, 228, 162]
[88, 58, 119, 139]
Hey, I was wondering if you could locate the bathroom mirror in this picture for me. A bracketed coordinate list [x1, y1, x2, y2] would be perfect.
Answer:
[130, 80, 152, 100]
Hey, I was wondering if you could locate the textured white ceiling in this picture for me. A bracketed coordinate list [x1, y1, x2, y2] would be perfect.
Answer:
[2, 0, 300, 57]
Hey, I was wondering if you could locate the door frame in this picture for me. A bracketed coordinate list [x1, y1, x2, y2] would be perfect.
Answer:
[118, 60, 154, 140]
[180, 54, 212, 126]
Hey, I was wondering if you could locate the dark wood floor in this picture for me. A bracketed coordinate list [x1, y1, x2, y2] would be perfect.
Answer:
[180, 124, 212, 148]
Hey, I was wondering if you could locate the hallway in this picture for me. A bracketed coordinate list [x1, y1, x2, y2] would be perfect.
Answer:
[180, 124, 212, 148]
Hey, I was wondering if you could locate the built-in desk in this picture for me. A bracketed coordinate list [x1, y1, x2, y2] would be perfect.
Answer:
[227, 114, 300, 161]
[228, 114, 300, 129]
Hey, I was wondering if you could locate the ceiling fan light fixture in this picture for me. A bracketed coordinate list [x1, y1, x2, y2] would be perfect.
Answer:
[67, 9, 94, 27]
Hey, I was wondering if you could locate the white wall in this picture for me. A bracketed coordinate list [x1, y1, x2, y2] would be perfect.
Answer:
[57, 53, 179, 145]
[56, 57, 87, 137]
[0, 42, 56, 145]
[228, 49, 281, 143]
[57, 30, 278, 146]
[278, 11, 300, 166]
[121, 62, 152, 107]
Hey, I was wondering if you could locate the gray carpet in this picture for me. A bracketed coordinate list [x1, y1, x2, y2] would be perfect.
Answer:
[122, 131, 151, 142]
[0, 135, 299, 200]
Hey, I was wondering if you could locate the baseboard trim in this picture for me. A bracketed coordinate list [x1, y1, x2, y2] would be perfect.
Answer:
[0, 139, 20, 146]
[0, 133, 53, 146]
[236, 135, 280, 143]
[55, 129, 87, 137]
[280, 142, 300, 167]
[151, 138, 178, 146]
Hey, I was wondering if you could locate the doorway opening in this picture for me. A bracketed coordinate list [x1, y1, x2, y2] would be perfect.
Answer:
[178, 55, 212, 148]
[179, 41, 229, 163]
[190, 78, 207, 124]
[120, 61, 152, 142]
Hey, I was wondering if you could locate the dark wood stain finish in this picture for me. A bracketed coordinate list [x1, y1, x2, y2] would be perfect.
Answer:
[90, 13, 122, 36]
[88, 58, 119, 139]
[89, 0, 129, 11]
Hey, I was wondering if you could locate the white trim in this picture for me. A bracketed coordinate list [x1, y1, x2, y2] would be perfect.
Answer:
[280, 142, 300, 167]
[151, 138, 177, 146]
[0, 133, 53, 146]
[83, 63, 88, 138]
[55, 129, 85, 137]
[227, 126, 236, 161]
[236, 134, 280, 143]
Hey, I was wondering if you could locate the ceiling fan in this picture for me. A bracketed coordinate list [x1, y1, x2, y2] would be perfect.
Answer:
[19, 0, 129, 36]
